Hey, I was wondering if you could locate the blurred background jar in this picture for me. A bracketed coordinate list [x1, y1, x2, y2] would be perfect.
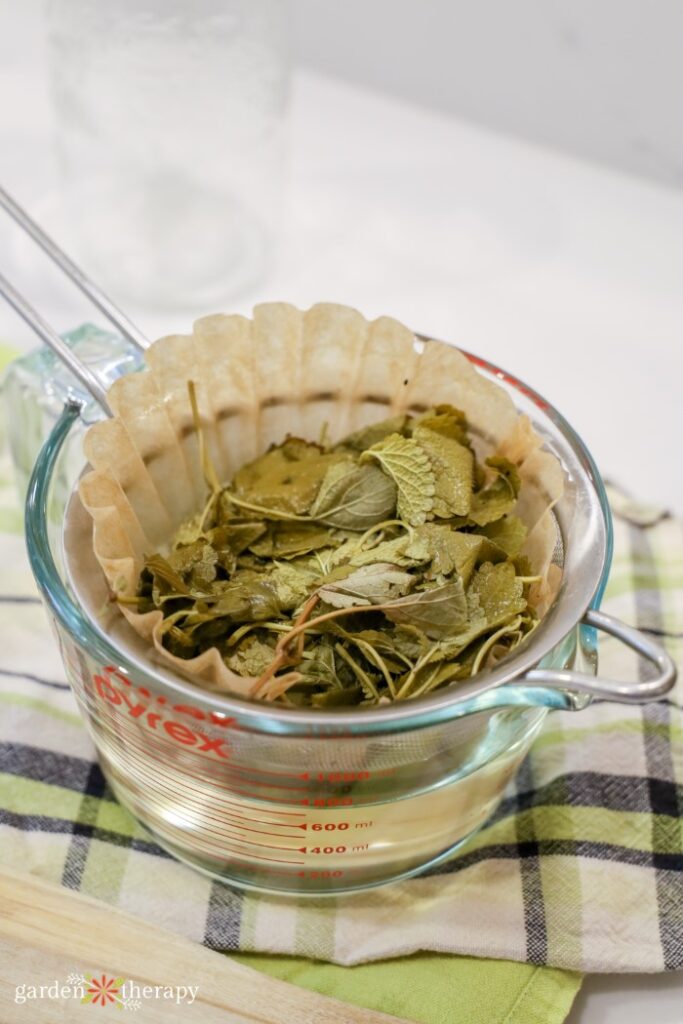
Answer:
[46, 0, 289, 309]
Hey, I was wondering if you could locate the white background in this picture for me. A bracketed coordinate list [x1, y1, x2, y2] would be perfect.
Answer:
[3, 0, 683, 187]
[291, 0, 683, 188]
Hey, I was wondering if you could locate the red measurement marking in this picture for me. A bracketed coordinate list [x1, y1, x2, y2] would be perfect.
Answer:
[146, 806, 299, 850]
[116, 748, 358, 831]
[174, 832, 304, 866]
[298, 793, 383, 807]
[101, 718, 310, 795]
[221, 812, 306, 828]
[101, 725, 306, 814]
[106, 742, 307, 834]
[216, 849, 304, 866]
[222, 823, 303, 840]
[218, 830, 301, 853]
[120, 770, 307, 839]
[200, 761, 382, 790]
[179, 770, 306, 805]
[139, 813, 305, 866]
[220, 775, 308, 792]
[96, 692, 374, 802]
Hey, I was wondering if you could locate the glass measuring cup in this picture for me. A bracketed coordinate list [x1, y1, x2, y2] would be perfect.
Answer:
[25, 348, 676, 895]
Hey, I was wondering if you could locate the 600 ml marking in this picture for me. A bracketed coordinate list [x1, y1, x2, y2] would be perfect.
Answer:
[309, 821, 373, 830]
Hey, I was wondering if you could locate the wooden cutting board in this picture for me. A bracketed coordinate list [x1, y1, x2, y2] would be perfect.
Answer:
[0, 867, 411, 1023]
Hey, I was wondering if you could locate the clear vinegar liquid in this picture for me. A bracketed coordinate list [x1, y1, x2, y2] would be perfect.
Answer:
[65, 616, 553, 895]
[95, 718, 538, 894]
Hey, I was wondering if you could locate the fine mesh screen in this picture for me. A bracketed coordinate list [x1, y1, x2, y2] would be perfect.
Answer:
[551, 510, 565, 569]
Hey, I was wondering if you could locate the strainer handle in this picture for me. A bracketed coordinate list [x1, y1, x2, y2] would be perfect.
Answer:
[0, 186, 149, 351]
[523, 609, 677, 704]
[0, 185, 150, 418]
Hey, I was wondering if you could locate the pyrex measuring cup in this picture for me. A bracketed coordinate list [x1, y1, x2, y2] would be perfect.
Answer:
[3, 186, 675, 895]
[24, 354, 675, 895]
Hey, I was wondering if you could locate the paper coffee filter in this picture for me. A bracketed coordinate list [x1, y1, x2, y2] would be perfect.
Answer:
[77, 302, 564, 695]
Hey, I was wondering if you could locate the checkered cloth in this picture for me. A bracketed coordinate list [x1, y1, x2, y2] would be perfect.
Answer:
[0, 438, 681, 973]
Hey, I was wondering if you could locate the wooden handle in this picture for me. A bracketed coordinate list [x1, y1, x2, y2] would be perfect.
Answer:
[0, 867, 410, 1023]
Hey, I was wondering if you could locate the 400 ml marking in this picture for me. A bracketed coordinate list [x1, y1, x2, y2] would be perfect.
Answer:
[304, 844, 370, 854]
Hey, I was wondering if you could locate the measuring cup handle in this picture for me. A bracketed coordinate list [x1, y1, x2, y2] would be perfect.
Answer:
[522, 609, 677, 704]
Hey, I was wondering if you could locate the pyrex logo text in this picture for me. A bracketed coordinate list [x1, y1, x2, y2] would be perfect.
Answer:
[90, 666, 236, 761]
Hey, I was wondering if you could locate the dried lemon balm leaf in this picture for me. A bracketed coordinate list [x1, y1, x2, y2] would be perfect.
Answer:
[318, 564, 415, 608]
[360, 434, 435, 526]
[309, 460, 397, 529]
[382, 580, 469, 639]
[468, 456, 521, 526]
[412, 425, 473, 518]
[232, 440, 347, 516]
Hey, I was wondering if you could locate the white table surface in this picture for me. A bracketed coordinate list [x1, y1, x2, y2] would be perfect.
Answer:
[1, 66, 682, 1022]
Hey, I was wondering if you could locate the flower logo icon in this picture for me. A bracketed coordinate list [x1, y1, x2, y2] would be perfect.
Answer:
[82, 973, 124, 1007]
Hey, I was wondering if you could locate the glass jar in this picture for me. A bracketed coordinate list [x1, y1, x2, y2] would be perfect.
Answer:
[46, 0, 289, 308]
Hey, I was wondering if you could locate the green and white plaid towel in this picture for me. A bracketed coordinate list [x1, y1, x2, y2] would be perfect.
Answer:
[0, 430, 680, 975]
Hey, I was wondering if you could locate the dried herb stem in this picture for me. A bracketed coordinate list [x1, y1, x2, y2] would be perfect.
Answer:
[355, 518, 412, 552]
[188, 380, 221, 496]
[334, 643, 380, 700]
[223, 492, 313, 522]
